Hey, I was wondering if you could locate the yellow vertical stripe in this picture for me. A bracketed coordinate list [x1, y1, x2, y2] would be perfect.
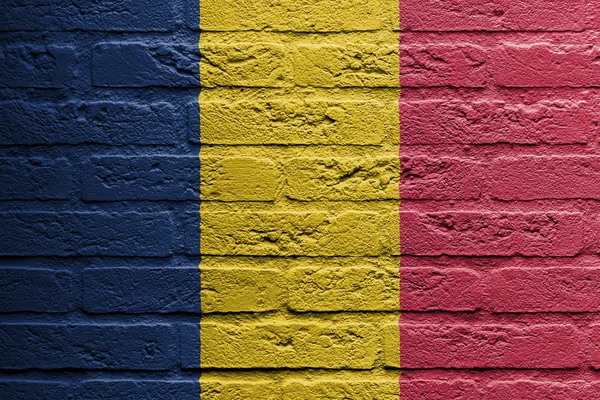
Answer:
[199, 0, 400, 397]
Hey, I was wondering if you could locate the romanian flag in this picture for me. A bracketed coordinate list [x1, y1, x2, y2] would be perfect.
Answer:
[0, 0, 598, 399]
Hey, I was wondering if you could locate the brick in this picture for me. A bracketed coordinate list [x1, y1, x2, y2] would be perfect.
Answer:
[283, 380, 398, 399]
[493, 44, 600, 87]
[187, 101, 200, 144]
[0, 381, 71, 400]
[0, 0, 175, 32]
[201, 323, 377, 369]
[401, 45, 487, 88]
[0, 158, 73, 200]
[285, 157, 399, 201]
[382, 324, 400, 368]
[293, 44, 399, 87]
[401, 156, 482, 200]
[402, 0, 587, 31]
[0, 101, 180, 145]
[487, 381, 600, 400]
[398, 324, 580, 369]
[401, 268, 481, 311]
[82, 156, 198, 201]
[200, 0, 392, 32]
[201, 381, 279, 400]
[488, 268, 600, 312]
[201, 268, 283, 313]
[401, 380, 480, 400]
[179, 324, 200, 369]
[199, 100, 395, 145]
[401, 211, 584, 256]
[287, 266, 398, 312]
[0, 45, 79, 88]
[384, 211, 401, 255]
[490, 156, 600, 200]
[200, 43, 290, 87]
[80, 380, 198, 400]
[0, 212, 174, 256]
[0, 268, 74, 313]
[201, 211, 385, 256]
[587, 324, 600, 368]
[0, 324, 177, 370]
[83, 268, 200, 313]
[401, 100, 590, 145]
[182, 211, 200, 256]
[201, 157, 278, 202]
[93, 43, 198, 87]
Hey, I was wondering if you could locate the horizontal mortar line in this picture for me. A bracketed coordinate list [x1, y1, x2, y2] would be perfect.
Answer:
[397, 255, 588, 260]
[200, 87, 401, 91]
[200, 29, 399, 34]
[201, 310, 401, 317]
[199, 255, 402, 258]
[0, 29, 199, 35]
[404, 85, 600, 89]
[199, 87, 400, 92]
[197, 367, 400, 372]
[0, 144, 200, 150]
[200, 29, 400, 34]
[199, 85, 400, 88]
[398, 310, 600, 316]
[201, 201, 400, 204]
[400, 254, 600, 260]
[399, 264, 600, 268]
[199, 144, 393, 147]
[0, 368, 197, 373]
[0, 255, 390, 260]
[0, 256, 196, 260]
[401, 29, 592, 34]
[398, 369, 586, 374]
[0, 200, 202, 205]
[400, 143, 589, 147]
[0, 371, 201, 378]
[0, 311, 203, 318]
[400, 199, 600, 203]
[0, 255, 200, 260]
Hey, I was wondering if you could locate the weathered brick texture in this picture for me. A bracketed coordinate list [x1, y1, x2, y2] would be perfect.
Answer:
[201, 211, 393, 256]
[402, 0, 589, 32]
[0, 212, 176, 256]
[400, 380, 480, 400]
[0, 0, 200, 398]
[400, 1, 600, 396]
[401, 100, 591, 145]
[0, 324, 179, 370]
[6, 0, 600, 396]
[0, 101, 181, 145]
[200, 100, 395, 145]
[401, 268, 482, 311]
[401, 211, 584, 256]
[201, 323, 379, 369]
[0, 45, 82, 88]
[197, 0, 401, 395]
[399, 324, 581, 369]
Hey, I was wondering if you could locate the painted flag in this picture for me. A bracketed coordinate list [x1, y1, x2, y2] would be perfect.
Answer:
[1, 0, 600, 399]
[198, 0, 401, 397]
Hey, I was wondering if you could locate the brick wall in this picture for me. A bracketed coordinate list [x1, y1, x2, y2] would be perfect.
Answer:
[0, 0, 201, 398]
[3, 0, 598, 399]
[401, 0, 600, 398]
[198, 0, 401, 397]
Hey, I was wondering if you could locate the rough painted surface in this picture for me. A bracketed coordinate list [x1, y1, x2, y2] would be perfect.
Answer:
[401, 1, 600, 397]
[0, 0, 200, 398]
[199, 0, 401, 397]
[8, 0, 600, 398]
